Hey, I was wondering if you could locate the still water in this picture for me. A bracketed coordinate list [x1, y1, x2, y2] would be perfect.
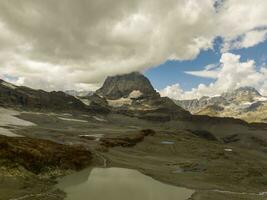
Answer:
[57, 167, 194, 200]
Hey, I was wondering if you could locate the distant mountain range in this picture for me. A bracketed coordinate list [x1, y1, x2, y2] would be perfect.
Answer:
[174, 87, 267, 123]
[0, 73, 190, 121]
[2, 73, 266, 124]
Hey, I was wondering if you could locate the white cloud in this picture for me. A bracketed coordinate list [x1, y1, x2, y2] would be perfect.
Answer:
[204, 63, 219, 70]
[185, 70, 219, 79]
[159, 84, 185, 100]
[160, 53, 267, 100]
[0, 0, 266, 91]
[240, 30, 267, 48]
[222, 29, 267, 51]
[184, 63, 220, 79]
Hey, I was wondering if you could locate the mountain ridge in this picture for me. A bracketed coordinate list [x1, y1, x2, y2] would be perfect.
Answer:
[0, 79, 86, 111]
[174, 87, 267, 123]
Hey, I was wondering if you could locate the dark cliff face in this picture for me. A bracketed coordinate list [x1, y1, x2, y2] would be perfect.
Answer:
[96, 72, 159, 99]
[0, 79, 87, 112]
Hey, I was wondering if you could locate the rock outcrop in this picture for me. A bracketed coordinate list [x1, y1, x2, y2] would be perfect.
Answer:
[96, 72, 158, 99]
[99, 129, 156, 149]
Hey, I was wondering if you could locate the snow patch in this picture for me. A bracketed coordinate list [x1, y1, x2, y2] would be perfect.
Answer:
[255, 96, 267, 102]
[242, 102, 253, 106]
[79, 98, 91, 106]
[0, 128, 23, 137]
[93, 116, 107, 122]
[0, 108, 35, 127]
[161, 141, 175, 145]
[0, 107, 35, 137]
[210, 94, 220, 98]
[224, 148, 233, 152]
[107, 98, 132, 107]
[58, 117, 88, 123]
[128, 90, 143, 99]
[107, 90, 143, 107]
[79, 134, 104, 141]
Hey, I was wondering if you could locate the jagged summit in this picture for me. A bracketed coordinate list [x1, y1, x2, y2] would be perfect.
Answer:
[235, 86, 261, 94]
[96, 72, 158, 100]
[93, 72, 191, 121]
[222, 86, 261, 101]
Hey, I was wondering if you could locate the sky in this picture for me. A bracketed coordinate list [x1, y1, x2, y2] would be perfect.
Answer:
[0, 0, 267, 99]
[147, 37, 267, 99]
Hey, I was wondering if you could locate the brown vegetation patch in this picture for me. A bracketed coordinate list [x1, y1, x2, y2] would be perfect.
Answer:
[99, 129, 156, 148]
[0, 135, 92, 174]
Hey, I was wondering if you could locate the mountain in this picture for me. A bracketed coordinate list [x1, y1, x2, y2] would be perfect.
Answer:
[221, 87, 261, 103]
[0, 79, 89, 112]
[0, 79, 113, 114]
[95, 72, 191, 121]
[1, 74, 261, 123]
[174, 87, 267, 123]
[96, 72, 158, 99]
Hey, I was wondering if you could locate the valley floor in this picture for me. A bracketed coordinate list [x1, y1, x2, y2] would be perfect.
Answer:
[0, 108, 267, 200]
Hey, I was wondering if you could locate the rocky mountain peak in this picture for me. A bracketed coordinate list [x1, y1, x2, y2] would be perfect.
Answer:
[96, 72, 158, 100]
[222, 86, 261, 102]
[237, 86, 261, 96]
[225, 86, 261, 96]
[174, 86, 267, 123]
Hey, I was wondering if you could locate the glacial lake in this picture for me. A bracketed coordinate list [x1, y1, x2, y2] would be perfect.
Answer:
[57, 167, 194, 200]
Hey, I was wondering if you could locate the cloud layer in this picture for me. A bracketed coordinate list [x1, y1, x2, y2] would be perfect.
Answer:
[160, 53, 267, 99]
[0, 0, 266, 91]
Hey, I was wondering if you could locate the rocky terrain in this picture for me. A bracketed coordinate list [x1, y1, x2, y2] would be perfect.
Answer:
[0, 73, 267, 200]
[99, 129, 156, 149]
[175, 87, 267, 123]
[96, 72, 158, 99]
